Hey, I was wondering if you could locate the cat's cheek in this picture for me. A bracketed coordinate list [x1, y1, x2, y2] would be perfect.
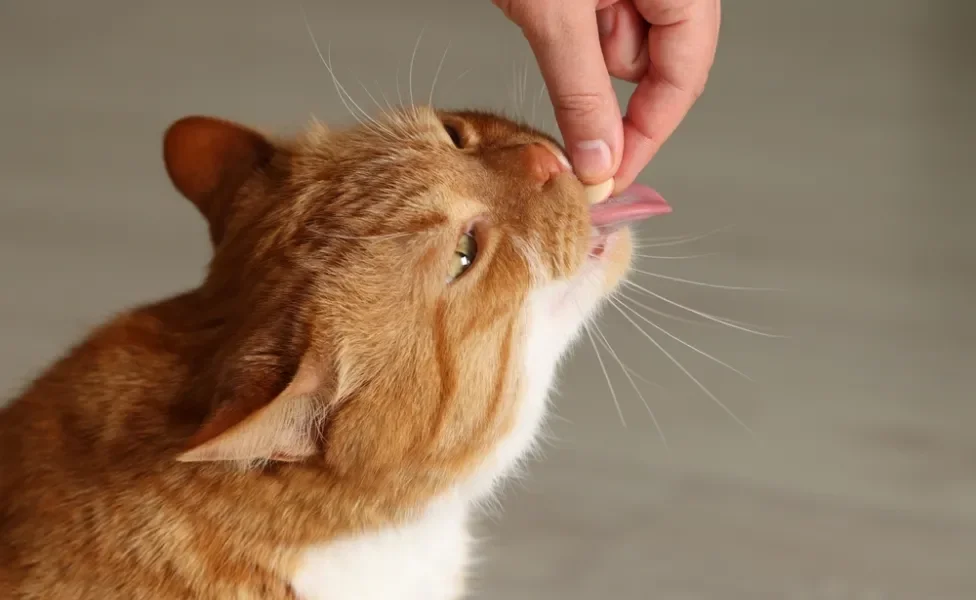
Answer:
[597, 228, 635, 294]
[604, 228, 634, 293]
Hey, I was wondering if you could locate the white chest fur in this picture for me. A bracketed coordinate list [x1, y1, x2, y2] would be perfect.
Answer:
[290, 281, 594, 600]
[290, 494, 471, 600]
[289, 368, 553, 600]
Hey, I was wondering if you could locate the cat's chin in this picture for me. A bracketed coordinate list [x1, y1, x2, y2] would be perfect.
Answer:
[589, 226, 635, 293]
[535, 226, 635, 333]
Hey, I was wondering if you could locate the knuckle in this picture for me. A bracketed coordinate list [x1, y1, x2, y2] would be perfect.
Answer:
[649, 0, 697, 24]
[605, 54, 646, 84]
[553, 92, 612, 120]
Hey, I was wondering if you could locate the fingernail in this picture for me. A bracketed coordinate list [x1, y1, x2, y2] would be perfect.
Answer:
[572, 140, 613, 181]
[596, 7, 616, 37]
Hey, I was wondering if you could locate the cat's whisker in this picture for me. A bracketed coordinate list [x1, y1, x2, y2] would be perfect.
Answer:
[622, 280, 785, 338]
[530, 79, 546, 128]
[515, 62, 522, 110]
[590, 240, 715, 269]
[619, 288, 773, 333]
[300, 7, 396, 139]
[588, 238, 724, 263]
[570, 288, 626, 428]
[323, 46, 397, 137]
[581, 320, 627, 427]
[514, 62, 522, 119]
[519, 58, 529, 114]
[510, 64, 518, 116]
[546, 412, 573, 425]
[611, 289, 704, 326]
[373, 79, 395, 113]
[587, 262, 718, 321]
[616, 294, 755, 382]
[590, 318, 669, 451]
[395, 65, 405, 109]
[452, 68, 472, 88]
[408, 28, 426, 109]
[300, 5, 365, 129]
[300, 8, 366, 126]
[428, 43, 452, 108]
[358, 80, 389, 116]
[507, 62, 519, 121]
[635, 225, 734, 249]
[630, 267, 786, 292]
[603, 349, 669, 392]
[606, 297, 756, 437]
[635, 224, 733, 243]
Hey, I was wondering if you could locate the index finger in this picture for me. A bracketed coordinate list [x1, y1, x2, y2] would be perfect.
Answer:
[517, 3, 625, 183]
[614, 0, 720, 190]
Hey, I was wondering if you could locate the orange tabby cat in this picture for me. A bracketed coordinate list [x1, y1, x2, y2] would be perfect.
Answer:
[0, 107, 670, 599]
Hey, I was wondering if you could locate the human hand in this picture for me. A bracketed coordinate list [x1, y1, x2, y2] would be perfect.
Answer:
[493, 0, 720, 192]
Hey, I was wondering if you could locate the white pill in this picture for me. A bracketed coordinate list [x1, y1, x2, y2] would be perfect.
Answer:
[583, 178, 614, 205]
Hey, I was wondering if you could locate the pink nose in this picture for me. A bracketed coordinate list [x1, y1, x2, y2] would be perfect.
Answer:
[522, 143, 570, 184]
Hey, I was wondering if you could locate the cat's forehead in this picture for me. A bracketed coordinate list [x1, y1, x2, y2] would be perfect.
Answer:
[292, 108, 565, 196]
[283, 107, 583, 248]
[438, 109, 566, 151]
[295, 108, 563, 167]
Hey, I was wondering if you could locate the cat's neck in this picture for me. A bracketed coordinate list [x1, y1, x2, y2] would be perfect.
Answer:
[3, 290, 453, 549]
[7, 291, 212, 456]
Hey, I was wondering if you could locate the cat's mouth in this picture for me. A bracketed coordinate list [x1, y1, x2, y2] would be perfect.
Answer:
[589, 184, 671, 256]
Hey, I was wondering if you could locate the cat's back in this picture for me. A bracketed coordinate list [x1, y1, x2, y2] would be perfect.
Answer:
[0, 292, 197, 469]
[0, 293, 223, 599]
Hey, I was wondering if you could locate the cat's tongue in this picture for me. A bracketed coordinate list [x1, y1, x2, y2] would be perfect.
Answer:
[589, 183, 671, 229]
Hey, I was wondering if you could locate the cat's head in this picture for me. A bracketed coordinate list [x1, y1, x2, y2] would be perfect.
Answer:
[164, 108, 668, 483]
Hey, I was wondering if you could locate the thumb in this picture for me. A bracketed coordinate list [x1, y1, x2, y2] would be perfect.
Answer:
[514, 5, 623, 184]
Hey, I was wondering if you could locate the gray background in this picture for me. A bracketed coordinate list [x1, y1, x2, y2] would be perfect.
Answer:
[1, 1, 974, 598]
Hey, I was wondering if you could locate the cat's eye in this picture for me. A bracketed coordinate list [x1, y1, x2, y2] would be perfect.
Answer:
[444, 123, 464, 149]
[448, 232, 478, 282]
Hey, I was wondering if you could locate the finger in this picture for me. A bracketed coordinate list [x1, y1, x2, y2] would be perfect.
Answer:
[614, 0, 719, 190]
[598, 1, 650, 83]
[511, 2, 624, 184]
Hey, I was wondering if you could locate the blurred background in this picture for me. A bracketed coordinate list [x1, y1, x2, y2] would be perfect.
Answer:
[1, 1, 973, 598]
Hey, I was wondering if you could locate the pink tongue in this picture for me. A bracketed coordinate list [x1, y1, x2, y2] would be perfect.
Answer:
[589, 183, 671, 228]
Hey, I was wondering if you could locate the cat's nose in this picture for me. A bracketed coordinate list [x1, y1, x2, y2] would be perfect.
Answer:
[522, 143, 571, 184]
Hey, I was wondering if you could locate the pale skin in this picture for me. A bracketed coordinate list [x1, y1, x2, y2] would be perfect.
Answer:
[493, 0, 721, 193]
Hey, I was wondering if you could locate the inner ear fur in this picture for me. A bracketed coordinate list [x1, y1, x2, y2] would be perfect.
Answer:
[163, 115, 275, 246]
[177, 316, 334, 464]
[177, 358, 327, 464]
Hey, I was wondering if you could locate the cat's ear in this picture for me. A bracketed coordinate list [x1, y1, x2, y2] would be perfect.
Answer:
[176, 351, 331, 464]
[163, 116, 275, 245]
